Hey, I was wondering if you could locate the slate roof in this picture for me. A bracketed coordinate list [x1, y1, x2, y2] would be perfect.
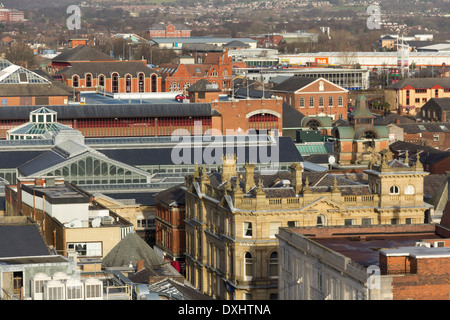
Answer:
[145, 278, 213, 300]
[100, 136, 304, 166]
[0, 225, 50, 258]
[154, 184, 185, 206]
[187, 79, 221, 92]
[56, 61, 159, 78]
[394, 122, 450, 134]
[102, 192, 156, 206]
[0, 150, 45, 169]
[422, 97, 450, 111]
[386, 77, 450, 90]
[282, 102, 305, 128]
[270, 76, 317, 92]
[223, 40, 250, 48]
[374, 113, 416, 125]
[102, 232, 180, 276]
[0, 83, 71, 97]
[0, 103, 218, 120]
[52, 45, 115, 62]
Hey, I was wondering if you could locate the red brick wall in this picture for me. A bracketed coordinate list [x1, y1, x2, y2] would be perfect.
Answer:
[389, 257, 450, 300]
[212, 98, 283, 134]
[273, 80, 348, 120]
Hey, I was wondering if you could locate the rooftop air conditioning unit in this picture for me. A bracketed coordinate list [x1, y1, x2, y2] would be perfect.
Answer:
[101, 216, 115, 225]
[415, 241, 431, 248]
[43, 280, 65, 300]
[65, 278, 84, 300]
[83, 278, 103, 300]
[31, 273, 51, 300]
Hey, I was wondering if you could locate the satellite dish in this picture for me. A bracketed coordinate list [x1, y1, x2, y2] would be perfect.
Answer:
[91, 217, 101, 228]
[328, 155, 336, 165]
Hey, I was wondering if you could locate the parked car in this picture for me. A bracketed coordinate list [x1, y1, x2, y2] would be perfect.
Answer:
[175, 94, 188, 102]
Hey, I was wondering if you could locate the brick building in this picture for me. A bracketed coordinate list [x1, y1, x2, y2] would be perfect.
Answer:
[419, 97, 450, 122]
[277, 228, 448, 300]
[0, 60, 71, 106]
[186, 79, 284, 135]
[388, 122, 450, 151]
[332, 95, 390, 165]
[157, 51, 233, 94]
[49, 45, 116, 73]
[378, 240, 450, 300]
[0, 8, 24, 22]
[153, 185, 186, 275]
[385, 78, 450, 116]
[270, 76, 348, 120]
[147, 23, 191, 38]
[55, 61, 161, 94]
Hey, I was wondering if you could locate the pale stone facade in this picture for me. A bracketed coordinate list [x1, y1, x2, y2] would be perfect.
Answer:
[182, 151, 433, 300]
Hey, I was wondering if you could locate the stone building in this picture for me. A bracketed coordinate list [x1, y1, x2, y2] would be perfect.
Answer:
[182, 147, 433, 300]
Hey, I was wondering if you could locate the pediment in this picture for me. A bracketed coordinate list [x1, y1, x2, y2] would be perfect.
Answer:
[300, 197, 346, 212]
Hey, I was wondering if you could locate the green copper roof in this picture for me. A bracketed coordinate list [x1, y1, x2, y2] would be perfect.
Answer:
[349, 95, 374, 118]
[334, 126, 355, 139]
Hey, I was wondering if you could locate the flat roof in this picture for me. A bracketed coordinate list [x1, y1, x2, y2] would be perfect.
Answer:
[312, 234, 442, 267]
[21, 183, 90, 205]
[380, 246, 450, 258]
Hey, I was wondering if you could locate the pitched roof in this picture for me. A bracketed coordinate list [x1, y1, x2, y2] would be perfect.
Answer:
[0, 103, 218, 120]
[0, 83, 70, 97]
[102, 232, 179, 275]
[52, 45, 116, 62]
[422, 97, 450, 111]
[386, 77, 450, 90]
[154, 184, 185, 206]
[223, 40, 250, 48]
[0, 225, 50, 258]
[56, 61, 159, 78]
[394, 122, 450, 134]
[187, 79, 221, 92]
[100, 137, 303, 166]
[270, 76, 317, 92]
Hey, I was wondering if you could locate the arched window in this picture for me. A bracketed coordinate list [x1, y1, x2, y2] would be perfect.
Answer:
[329, 96, 334, 107]
[125, 74, 132, 93]
[405, 185, 415, 195]
[306, 119, 321, 130]
[316, 214, 326, 227]
[86, 73, 92, 87]
[338, 96, 343, 107]
[390, 185, 400, 194]
[151, 74, 158, 92]
[244, 252, 253, 280]
[112, 73, 119, 93]
[138, 73, 145, 93]
[269, 252, 278, 278]
[98, 75, 105, 87]
[362, 130, 376, 149]
[72, 75, 79, 88]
